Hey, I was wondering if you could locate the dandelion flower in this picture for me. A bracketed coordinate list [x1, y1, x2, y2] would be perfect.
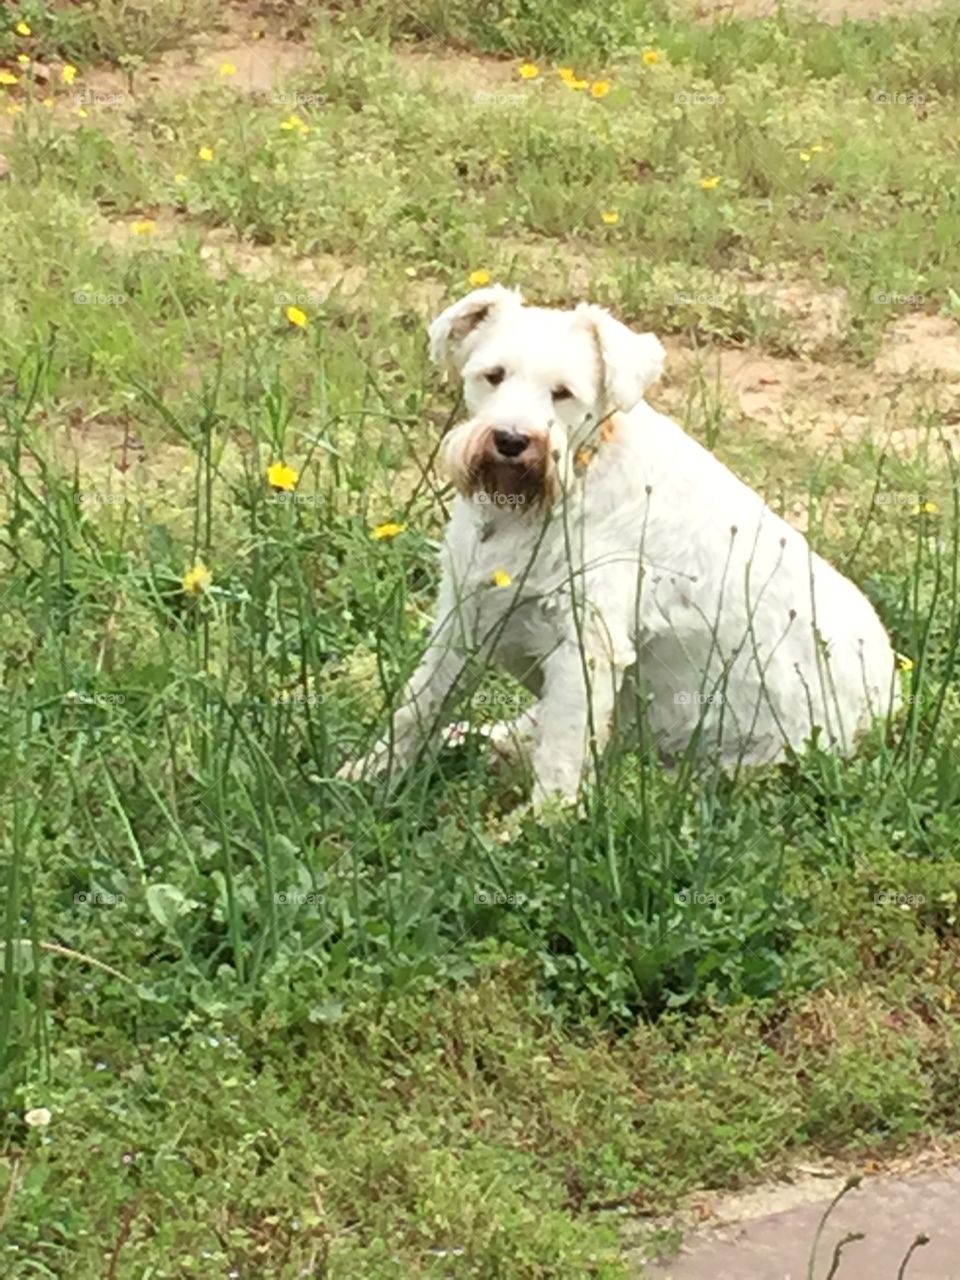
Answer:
[913, 500, 939, 514]
[219, 62, 237, 77]
[810, 143, 824, 153]
[182, 561, 212, 595]
[591, 80, 612, 99]
[131, 219, 156, 235]
[267, 461, 299, 492]
[174, 172, 187, 184]
[24, 1108, 51, 1128]
[61, 64, 78, 85]
[197, 145, 214, 162]
[17, 54, 30, 66]
[558, 67, 576, 83]
[75, 107, 87, 118]
[642, 49, 662, 66]
[600, 210, 620, 225]
[280, 113, 309, 134]
[568, 77, 589, 90]
[897, 653, 914, 672]
[0, 72, 19, 86]
[518, 63, 539, 80]
[469, 268, 491, 287]
[492, 569, 513, 588]
[284, 304, 308, 328]
[799, 151, 812, 162]
[15, 21, 31, 37]
[700, 175, 721, 190]
[372, 521, 405, 541]
[6, 102, 23, 115]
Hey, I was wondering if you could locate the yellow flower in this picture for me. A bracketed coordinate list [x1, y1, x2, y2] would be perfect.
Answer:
[0, 71, 19, 86]
[591, 80, 612, 99]
[700, 175, 721, 190]
[558, 67, 576, 83]
[642, 49, 662, 66]
[568, 77, 589, 91]
[267, 461, 299, 492]
[518, 63, 539, 80]
[131, 219, 156, 235]
[41, 96, 54, 109]
[897, 653, 914, 673]
[182, 561, 213, 595]
[17, 54, 30, 66]
[61, 64, 78, 85]
[810, 143, 824, 153]
[284, 304, 308, 329]
[174, 172, 187, 184]
[372, 521, 406, 541]
[75, 107, 87, 118]
[492, 569, 513, 588]
[197, 145, 214, 162]
[799, 151, 812, 162]
[469, 268, 492, 287]
[6, 102, 23, 116]
[219, 61, 237, 77]
[600, 209, 620, 225]
[913, 500, 939, 514]
[24, 1107, 51, 1127]
[15, 21, 31, 37]
[280, 113, 309, 134]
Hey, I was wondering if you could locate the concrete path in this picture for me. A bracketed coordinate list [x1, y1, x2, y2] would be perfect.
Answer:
[642, 1166, 960, 1279]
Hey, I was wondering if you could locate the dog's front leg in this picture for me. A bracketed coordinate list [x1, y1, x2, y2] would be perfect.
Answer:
[339, 579, 474, 782]
[529, 640, 625, 809]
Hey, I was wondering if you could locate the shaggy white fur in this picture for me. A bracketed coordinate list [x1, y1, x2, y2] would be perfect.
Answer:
[340, 286, 900, 807]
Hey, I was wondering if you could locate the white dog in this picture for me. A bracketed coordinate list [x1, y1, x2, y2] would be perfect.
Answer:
[341, 286, 899, 807]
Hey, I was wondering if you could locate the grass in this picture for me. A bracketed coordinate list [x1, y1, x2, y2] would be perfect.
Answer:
[2, 0, 960, 1275]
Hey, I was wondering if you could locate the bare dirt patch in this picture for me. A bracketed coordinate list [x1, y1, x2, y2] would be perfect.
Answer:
[875, 313, 960, 378]
[683, 0, 945, 21]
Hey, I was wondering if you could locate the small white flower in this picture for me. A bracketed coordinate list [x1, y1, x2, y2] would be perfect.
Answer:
[24, 1107, 52, 1128]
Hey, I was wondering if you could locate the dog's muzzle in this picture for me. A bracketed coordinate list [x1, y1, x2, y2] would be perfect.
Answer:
[466, 425, 554, 505]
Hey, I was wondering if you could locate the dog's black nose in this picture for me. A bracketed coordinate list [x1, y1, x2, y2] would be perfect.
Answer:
[493, 429, 529, 458]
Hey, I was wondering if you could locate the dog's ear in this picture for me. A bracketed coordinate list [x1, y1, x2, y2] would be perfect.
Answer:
[575, 304, 665, 412]
[428, 286, 523, 371]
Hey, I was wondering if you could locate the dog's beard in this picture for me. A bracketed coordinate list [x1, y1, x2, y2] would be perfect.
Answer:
[444, 425, 564, 509]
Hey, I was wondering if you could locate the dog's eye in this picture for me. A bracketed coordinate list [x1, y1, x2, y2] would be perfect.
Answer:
[485, 367, 506, 387]
[552, 385, 573, 401]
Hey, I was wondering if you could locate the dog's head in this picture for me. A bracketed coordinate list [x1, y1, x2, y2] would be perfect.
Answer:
[429, 286, 665, 508]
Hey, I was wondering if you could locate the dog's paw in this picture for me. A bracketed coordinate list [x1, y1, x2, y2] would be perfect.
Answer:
[336, 746, 390, 782]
